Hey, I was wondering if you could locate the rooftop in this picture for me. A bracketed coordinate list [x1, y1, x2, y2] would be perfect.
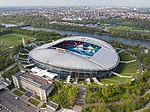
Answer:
[47, 101, 59, 110]
[29, 36, 119, 71]
[30, 67, 58, 80]
[14, 71, 53, 90]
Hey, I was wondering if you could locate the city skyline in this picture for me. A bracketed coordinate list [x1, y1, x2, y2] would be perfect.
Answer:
[0, 0, 150, 7]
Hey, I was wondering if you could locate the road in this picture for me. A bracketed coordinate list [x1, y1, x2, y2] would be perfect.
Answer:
[0, 91, 37, 112]
[0, 63, 16, 76]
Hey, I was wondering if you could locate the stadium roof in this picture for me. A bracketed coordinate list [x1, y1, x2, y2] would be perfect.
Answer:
[29, 36, 119, 71]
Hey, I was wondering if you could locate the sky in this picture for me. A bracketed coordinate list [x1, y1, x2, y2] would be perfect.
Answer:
[0, 0, 150, 7]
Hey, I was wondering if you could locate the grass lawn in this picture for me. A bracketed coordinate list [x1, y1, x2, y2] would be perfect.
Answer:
[101, 60, 138, 85]
[109, 76, 131, 83]
[19, 88, 26, 92]
[2, 66, 20, 81]
[34, 95, 41, 101]
[18, 54, 28, 59]
[20, 49, 29, 54]
[13, 89, 23, 96]
[116, 62, 138, 75]
[91, 82, 99, 85]
[24, 46, 33, 51]
[0, 34, 35, 50]
[59, 80, 66, 84]
[19, 61, 29, 65]
[41, 103, 47, 108]
[28, 98, 40, 107]
[78, 81, 87, 85]
[119, 51, 134, 61]
[101, 79, 119, 84]
[101, 76, 131, 84]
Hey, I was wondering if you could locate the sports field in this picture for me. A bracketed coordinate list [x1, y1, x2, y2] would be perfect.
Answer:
[0, 34, 35, 50]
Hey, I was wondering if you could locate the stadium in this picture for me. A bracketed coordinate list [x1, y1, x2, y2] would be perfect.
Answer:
[28, 36, 120, 79]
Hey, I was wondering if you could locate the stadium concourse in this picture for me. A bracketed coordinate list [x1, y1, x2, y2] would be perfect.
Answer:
[28, 36, 120, 80]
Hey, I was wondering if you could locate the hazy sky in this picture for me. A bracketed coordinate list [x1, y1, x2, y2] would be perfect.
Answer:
[0, 0, 150, 7]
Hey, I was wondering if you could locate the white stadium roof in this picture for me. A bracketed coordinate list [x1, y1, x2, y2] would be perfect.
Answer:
[29, 36, 119, 71]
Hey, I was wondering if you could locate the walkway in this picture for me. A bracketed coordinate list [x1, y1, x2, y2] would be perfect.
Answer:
[111, 72, 133, 79]
[73, 85, 86, 112]
[117, 49, 123, 54]
[0, 63, 16, 75]
[120, 60, 136, 64]
[134, 90, 150, 112]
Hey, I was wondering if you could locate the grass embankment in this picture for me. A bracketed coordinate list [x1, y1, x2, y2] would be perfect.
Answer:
[101, 51, 138, 84]
[116, 62, 138, 75]
[2, 66, 20, 81]
[119, 51, 134, 61]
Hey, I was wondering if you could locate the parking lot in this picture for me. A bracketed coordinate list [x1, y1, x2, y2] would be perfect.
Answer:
[0, 90, 37, 112]
[0, 104, 10, 112]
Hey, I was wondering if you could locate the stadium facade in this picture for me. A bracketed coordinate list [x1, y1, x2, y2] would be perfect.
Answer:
[29, 36, 119, 79]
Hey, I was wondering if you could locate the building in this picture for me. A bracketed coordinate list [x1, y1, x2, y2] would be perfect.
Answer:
[46, 101, 59, 112]
[28, 36, 119, 79]
[0, 76, 11, 90]
[12, 71, 55, 101]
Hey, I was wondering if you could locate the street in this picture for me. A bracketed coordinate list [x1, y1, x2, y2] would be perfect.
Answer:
[0, 90, 37, 112]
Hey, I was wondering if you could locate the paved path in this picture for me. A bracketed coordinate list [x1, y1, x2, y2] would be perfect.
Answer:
[117, 49, 123, 54]
[112, 72, 133, 79]
[134, 90, 150, 112]
[134, 101, 150, 112]
[120, 60, 136, 64]
[75, 85, 86, 107]
[0, 63, 16, 76]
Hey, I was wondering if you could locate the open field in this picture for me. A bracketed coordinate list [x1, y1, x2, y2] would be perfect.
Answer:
[0, 33, 35, 50]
